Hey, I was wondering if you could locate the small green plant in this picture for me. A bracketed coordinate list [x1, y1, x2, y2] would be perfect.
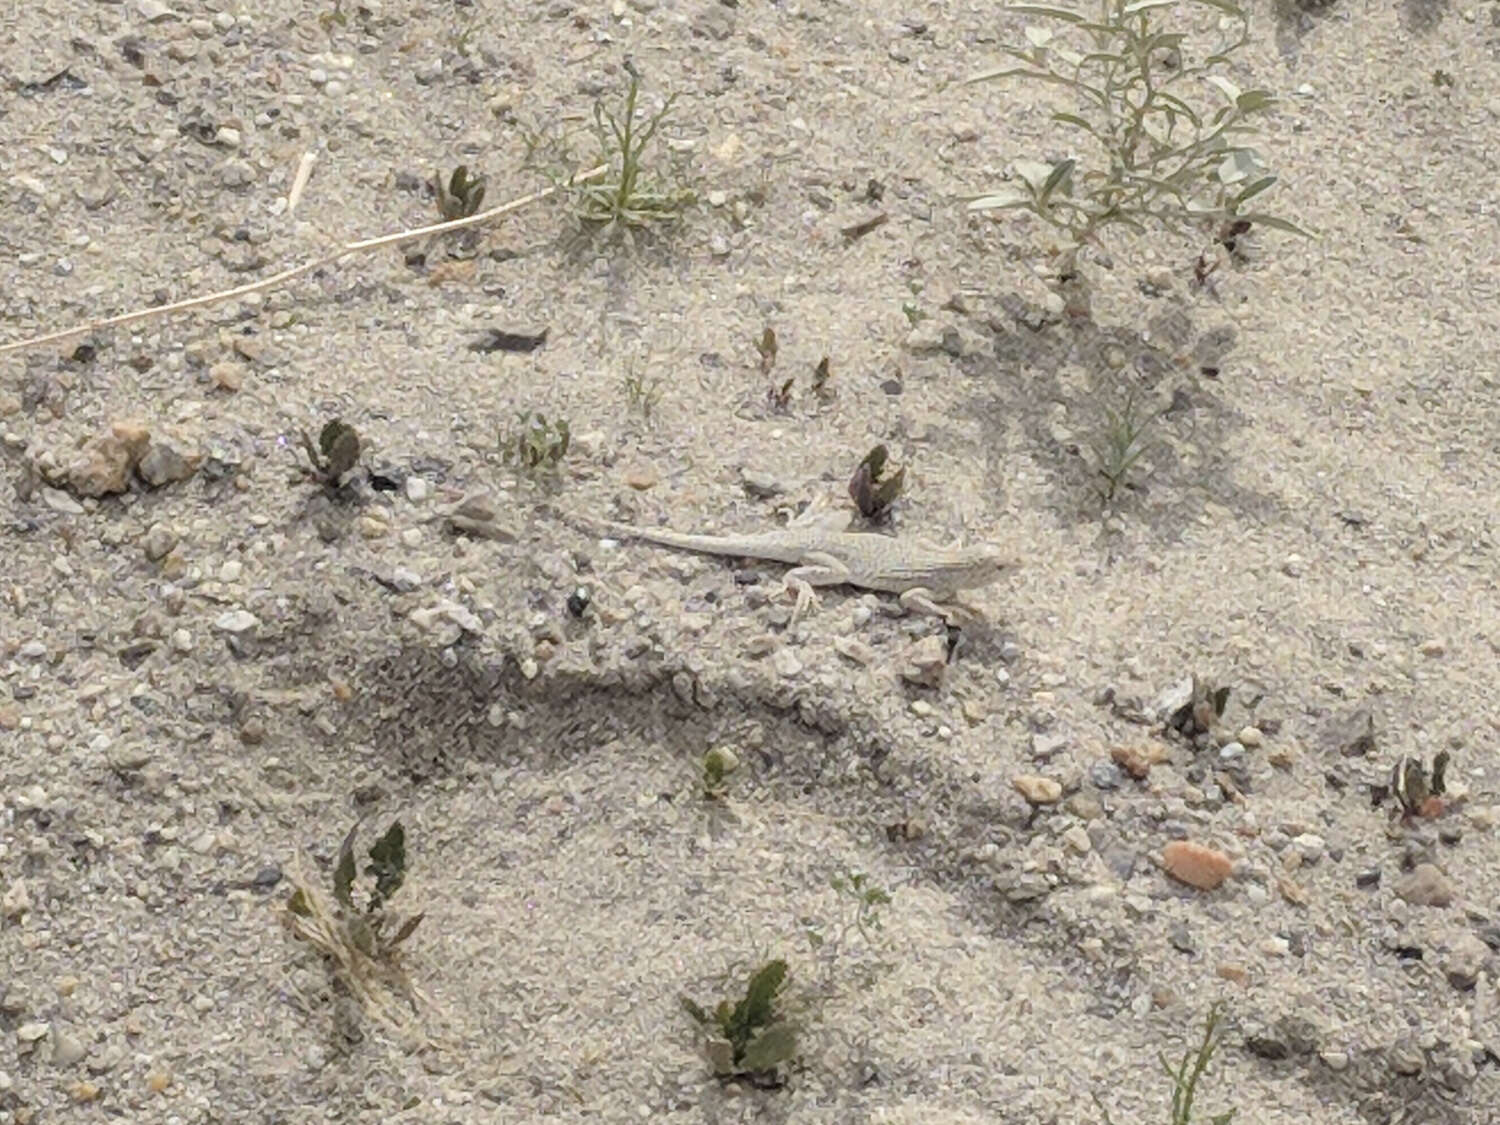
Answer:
[1089, 385, 1156, 501]
[502, 412, 571, 472]
[284, 821, 427, 1033]
[804, 870, 893, 993]
[1101, 1002, 1237, 1123]
[1096, 1003, 1236, 1123]
[622, 357, 666, 423]
[681, 959, 798, 1080]
[317, 0, 348, 43]
[433, 165, 487, 221]
[299, 418, 362, 488]
[573, 62, 695, 247]
[828, 871, 892, 943]
[701, 745, 739, 800]
[962, 0, 1310, 306]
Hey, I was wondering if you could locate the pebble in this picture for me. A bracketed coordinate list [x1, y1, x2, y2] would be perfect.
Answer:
[1012, 775, 1062, 805]
[1061, 825, 1091, 854]
[18, 641, 47, 660]
[621, 464, 659, 491]
[1090, 762, 1123, 790]
[1161, 840, 1233, 890]
[1111, 742, 1165, 779]
[1443, 932, 1490, 990]
[1292, 833, 1326, 863]
[1396, 863, 1455, 907]
[405, 476, 430, 503]
[220, 160, 254, 188]
[16, 1022, 49, 1045]
[213, 610, 260, 634]
[142, 524, 178, 561]
[210, 361, 244, 391]
[1237, 725, 1264, 748]
[899, 635, 948, 687]
[40, 486, 84, 515]
[137, 430, 203, 487]
[771, 649, 803, 678]
[170, 628, 193, 653]
[51, 1030, 86, 1066]
[1030, 733, 1068, 761]
[1318, 1048, 1350, 1071]
[56, 419, 150, 497]
[214, 126, 242, 148]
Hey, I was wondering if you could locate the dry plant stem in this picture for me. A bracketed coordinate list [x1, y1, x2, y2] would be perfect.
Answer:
[285, 150, 318, 215]
[0, 163, 607, 356]
[283, 855, 434, 1042]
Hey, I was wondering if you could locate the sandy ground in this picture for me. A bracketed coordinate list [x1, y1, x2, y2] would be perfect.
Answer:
[3, 0, 1500, 1121]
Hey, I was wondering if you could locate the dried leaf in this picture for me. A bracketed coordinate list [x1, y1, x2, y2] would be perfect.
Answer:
[332, 824, 358, 911]
[740, 1022, 797, 1073]
[365, 820, 407, 911]
[388, 912, 425, 948]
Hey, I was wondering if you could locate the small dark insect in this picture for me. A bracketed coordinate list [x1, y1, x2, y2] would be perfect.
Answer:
[767, 375, 794, 412]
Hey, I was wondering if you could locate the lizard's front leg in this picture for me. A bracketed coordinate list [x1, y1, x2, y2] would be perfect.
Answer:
[780, 553, 850, 625]
[898, 587, 986, 627]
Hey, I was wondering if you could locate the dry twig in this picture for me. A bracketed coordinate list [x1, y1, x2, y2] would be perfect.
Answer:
[0, 163, 607, 356]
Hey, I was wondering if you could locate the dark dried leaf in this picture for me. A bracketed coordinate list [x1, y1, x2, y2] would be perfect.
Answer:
[471, 328, 549, 354]
[740, 1021, 797, 1073]
[389, 912, 424, 948]
[332, 824, 359, 911]
[365, 820, 407, 911]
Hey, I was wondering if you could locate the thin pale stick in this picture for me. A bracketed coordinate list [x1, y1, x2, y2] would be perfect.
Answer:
[0, 163, 607, 357]
[285, 150, 317, 215]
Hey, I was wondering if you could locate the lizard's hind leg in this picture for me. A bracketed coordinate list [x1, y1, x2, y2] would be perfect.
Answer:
[780, 554, 853, 625]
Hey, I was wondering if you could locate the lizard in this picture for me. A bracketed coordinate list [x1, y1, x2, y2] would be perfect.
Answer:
[568, 508, 1013, 625]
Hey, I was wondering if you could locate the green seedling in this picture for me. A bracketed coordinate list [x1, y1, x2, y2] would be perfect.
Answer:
[317, 0, 347, 43]
[681, 959, 798, 1081]
[1089, 386, 1156, 502]
[622, 357, 666, 423]
[573, 63, 695, 248]
[1101, 1003, 1236, 1123]
[810, 355, 834, 401]
[828, 871, 891, 941]
[299, 418, 362, 488]
[848, 445, 906, 520]
[284, 821, 427, 1033]
[803, 870, 894, 994]
[756, 325, 778, 374]
[503, 412, 571, 472]
[961, 0, 1311, 308]
[433, 165, 487, 221]
[701, 745, 740, 801]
